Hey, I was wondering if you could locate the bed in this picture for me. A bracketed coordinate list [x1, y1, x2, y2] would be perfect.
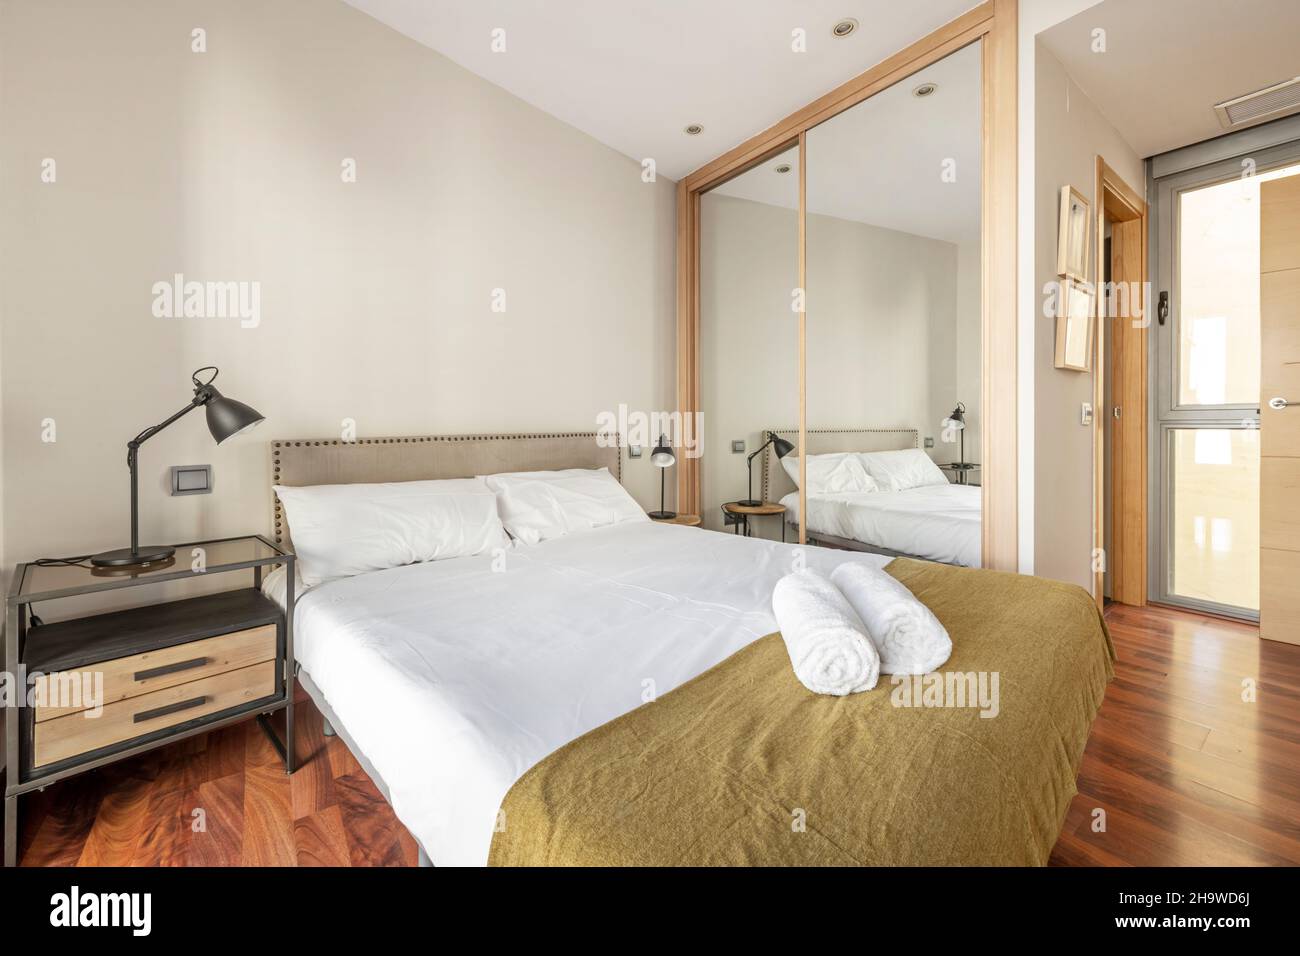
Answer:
[763, 428, 982, 566]
[268, 432, 1112, 867]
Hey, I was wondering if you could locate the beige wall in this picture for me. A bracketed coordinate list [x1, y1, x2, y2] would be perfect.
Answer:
[0, 0, 677, 596]
[1033, 41, 1143, 590]
[699, 193, 974, 538]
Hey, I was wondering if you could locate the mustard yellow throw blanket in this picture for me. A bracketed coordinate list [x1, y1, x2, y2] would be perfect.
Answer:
[489, 559, 1114, 866]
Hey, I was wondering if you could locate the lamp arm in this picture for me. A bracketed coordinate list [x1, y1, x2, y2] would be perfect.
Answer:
[123, 391, 207, 556]
[746, 435, 775, 466]
[126, 389, 211, 461]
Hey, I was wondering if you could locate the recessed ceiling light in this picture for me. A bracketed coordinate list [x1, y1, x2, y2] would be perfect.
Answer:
[684, 124, 704, 136]
[832, 18, 858, 38]
[912, 82, 938, 98]
[774, 163, 792, 174]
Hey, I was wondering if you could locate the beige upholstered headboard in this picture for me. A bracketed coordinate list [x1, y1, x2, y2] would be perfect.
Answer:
[761, 428, 919, 504]
[271, 432, 620, 550]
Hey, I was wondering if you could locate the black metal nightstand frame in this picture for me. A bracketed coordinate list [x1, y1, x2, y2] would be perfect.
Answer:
[2, 534, 296, 867]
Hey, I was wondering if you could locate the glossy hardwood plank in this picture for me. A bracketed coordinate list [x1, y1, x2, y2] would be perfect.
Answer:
[1049, 603, 1299, 865]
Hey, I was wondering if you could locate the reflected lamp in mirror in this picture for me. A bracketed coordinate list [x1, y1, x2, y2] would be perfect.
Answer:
[648, 433, 677, 519]
[942, 402, 968, 465]
[741, 431, 794, 507]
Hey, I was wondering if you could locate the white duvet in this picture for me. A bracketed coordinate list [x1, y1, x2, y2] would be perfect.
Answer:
[781, 483, 981, 567]
[285, 521, 889, 866]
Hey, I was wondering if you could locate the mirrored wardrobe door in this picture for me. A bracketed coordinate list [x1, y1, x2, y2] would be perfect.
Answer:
[698, 144, 800, 540]
[802, 41, 984, 565]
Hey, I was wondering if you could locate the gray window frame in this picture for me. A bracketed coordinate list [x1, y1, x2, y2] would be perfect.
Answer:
[1148, 123, 1300, 620]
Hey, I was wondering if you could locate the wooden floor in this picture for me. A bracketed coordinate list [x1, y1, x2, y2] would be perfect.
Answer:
[11, 603, 1299, 866]
[1048, 603, 1300, 866]
[15, 684, 418, 867]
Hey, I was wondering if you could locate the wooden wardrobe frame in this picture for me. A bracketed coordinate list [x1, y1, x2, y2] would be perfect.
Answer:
[675, 0, 1019, 569]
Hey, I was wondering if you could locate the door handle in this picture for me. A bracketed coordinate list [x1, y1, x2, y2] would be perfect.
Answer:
[1268, 397, 1296, 410]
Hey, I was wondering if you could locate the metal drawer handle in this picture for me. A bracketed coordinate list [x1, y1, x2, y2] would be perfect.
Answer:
[1268, 397, 1295, 410]
[134, 695, 206, 724]
[134, 656, 209, 681]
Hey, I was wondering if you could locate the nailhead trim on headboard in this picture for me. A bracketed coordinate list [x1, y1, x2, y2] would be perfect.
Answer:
[760, 428, 919, 502]
[271, 432, 619, 548]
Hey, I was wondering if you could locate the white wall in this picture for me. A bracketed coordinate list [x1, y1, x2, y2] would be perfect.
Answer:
[699, 193, 974, 537]
[0, 0, 678, 596]
[1032, 40, 1143, 590]
[1018, 0, 1110, 574]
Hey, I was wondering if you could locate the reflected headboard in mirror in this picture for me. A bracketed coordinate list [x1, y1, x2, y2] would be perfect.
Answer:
[271, 432, 620, 552]
[761, 428, 918, 504]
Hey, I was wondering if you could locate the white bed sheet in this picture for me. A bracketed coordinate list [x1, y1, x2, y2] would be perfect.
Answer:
[286, 522, 889, 866]
[781, 483, 981, 567]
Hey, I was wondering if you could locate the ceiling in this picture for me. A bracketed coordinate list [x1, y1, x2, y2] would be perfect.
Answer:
[713, 42, 981, 244]
[342, 0, 981, 181]
[1039, 0, 1300, 159]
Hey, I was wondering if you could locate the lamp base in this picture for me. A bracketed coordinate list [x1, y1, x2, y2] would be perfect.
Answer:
[90, 545, 176, 568]
[647, 510, 677, 520]
[735, 499, 762, 508]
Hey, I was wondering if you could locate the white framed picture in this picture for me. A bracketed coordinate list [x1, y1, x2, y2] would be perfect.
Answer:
[1056, 185, 1091, 282]
[1054, 278, 1094, 372]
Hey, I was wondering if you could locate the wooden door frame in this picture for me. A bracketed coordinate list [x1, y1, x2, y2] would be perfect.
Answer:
[1092, 156, 1148, 609]
[675, 0, 1019, 568]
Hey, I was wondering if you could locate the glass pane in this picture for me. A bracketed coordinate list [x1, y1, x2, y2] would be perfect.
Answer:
[19, 536, 284, 600]
[698, 145, 799, 536]
[1170, 428, 1259, 610]
[799, 43, 982, 564]
[1176, 163, 1300, 406]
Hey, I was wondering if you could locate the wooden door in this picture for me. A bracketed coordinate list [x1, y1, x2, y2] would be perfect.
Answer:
[1109, 218, 1147, 605]
[1260, 174, 1300, 644]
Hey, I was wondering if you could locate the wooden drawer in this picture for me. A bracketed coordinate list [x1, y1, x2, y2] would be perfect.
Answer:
[31, 624, 277, 722]
[33, 660, 277, 769]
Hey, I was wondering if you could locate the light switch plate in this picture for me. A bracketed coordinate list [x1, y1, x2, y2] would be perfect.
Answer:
[1080, 402, 1093, 426]
[629, 445, 642, 459]
[731, 440, 746, 454]
[924, 437, 935, 448]
[170, 464, 213, 495]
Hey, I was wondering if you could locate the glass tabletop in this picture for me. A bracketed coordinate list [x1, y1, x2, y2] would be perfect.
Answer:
[11, 535, 289, 604]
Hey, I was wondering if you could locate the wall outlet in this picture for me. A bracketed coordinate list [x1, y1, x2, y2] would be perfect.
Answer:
[924, 437, 935, 448]
[629, 445, 642, 459]
[731, 440, 746, 454]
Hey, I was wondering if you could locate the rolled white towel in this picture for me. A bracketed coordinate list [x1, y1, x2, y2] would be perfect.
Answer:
[829, 562, 952, 675]
[772, 569, 880, 696]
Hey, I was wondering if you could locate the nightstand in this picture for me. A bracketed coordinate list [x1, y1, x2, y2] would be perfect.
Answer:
[939, 462, 981, 486]
[2, 535, 295, 867]
[722, 501, 787, 540]
[650, 513, 702, 527]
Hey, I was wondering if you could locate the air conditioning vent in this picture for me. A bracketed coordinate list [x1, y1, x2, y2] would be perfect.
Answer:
[1214, 76, 1300, 129]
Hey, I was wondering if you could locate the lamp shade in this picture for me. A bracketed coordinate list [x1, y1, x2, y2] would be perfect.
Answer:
[944, 403, 966, 429]
[204, 387, 265, 443]
[771, 433, 795, 458]
[650, 433, 676, 468]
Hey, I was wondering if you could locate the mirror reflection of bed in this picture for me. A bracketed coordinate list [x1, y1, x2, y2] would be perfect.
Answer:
[803, 44, 982, 565]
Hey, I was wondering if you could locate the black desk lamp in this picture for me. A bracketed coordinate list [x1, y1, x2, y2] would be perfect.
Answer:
[944, 402, 967, 465]
[91, 366, 265, 568]
[648, 433, 676, 519]
[740, 431, 794, 507]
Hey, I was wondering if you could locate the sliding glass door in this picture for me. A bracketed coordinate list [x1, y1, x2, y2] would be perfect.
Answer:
[1154, 144, 1300, 619]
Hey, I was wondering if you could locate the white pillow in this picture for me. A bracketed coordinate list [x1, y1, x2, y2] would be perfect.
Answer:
[781, 453, 879, 496]
[274, 478, 508, 586]
[856, 449, 949, 492]
[482, 467, 647, 544]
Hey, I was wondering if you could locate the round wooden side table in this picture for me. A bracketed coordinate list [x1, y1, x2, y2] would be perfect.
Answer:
[721, 501, 787, 540]
[650, 513, 702, 527]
